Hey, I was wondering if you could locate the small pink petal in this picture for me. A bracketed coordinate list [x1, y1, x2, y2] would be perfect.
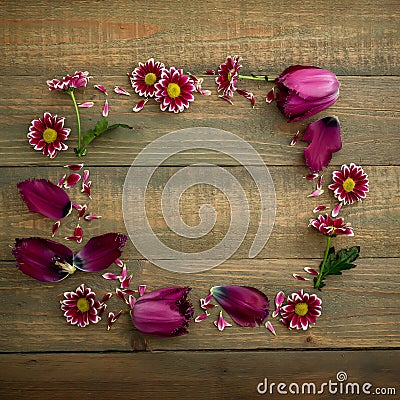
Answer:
[332, 203, 342, 218]
[195, 312, 210, 323]
[219, 94, 234, 105]
[114, 86, 131, 96]
[206, 69, 216, 75]
[304, 267, 319, 276]
[64, 236, 81, 242]
[78, 204, 87, 219]
[114, 259, 124, 268]
[313, 205, 329, 213]
[274, 291, 285, 308]
[64, 164, 84, 171]
[290, 130, 300, 146]
[236, 88, 255, 108]
[57, 174, 66, 188]
[123, 289, 136, 295]
[102, 99, 109, 117]
[307, 189, 324, 197]
[272, 309, 281, 318]
[128, 295, 136, 308]
[94, 84, 108, 95]
[133, 99, 148, 112]
[102, 272, 119, 280]
[214, 311, 232, 331]
[82, 170, 90, 183]
[84, 214, 102, 221]
[82, 182, 92, 199]
[102, 292, 113, 302]
[292, 273, 309, 281]
[138, 285, 147, 297]
[98, 303, 107, 317]
[198, 88, 212, 96]
[52, 221, 60, 237]
[72, 203, 83, 210]
[119, 265, 127, 281]
[115, 288, 127, 303]
[316, 175, 323, 190]
[74, 225, 83, 243]
[107, 311, 122, 330]
[200, 293, 216, 310]
[304, 173, 319, 181]
[121, 275, 132, 289]
[265, 321, 276, 336]
[64, 173, 81, 189]
[78, 102, 94, 108]
[265, 87, 275, 103]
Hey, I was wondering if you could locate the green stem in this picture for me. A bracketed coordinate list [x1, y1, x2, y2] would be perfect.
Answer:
[315, 235, 332, 289]
[238, 74, 276, 82]
[69, 90, 81, 151]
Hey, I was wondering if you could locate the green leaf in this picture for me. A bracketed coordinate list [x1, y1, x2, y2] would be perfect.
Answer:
[315, 246, 360, 290]
[75, 117, 133, 157]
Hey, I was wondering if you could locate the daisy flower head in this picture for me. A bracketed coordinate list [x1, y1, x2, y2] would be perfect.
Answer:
[309, 214, 354, 237]
[28, 112, 70, 158]
[154, 67, 195, 113]
[60, 284, 103, 327]
[329, 163, 369, 205]
[130, 58, 165, 97]
[216, 55, 242, 97]
[47, 71, 91, 91]
[280, 289, 322, 330]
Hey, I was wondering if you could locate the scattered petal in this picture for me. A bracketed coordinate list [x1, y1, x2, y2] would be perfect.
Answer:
[307, 189, 324, 197]
[84, 214, 102, 221]
[205, 69, 216, 75]
[52, 221, 61, 237]
[236, 88, 255, 108]
[102, 292, 113, 302]
[114, 259, 124, 268]
[265, 87, 275, 103]
[64, 236, 81, 242]
[219, 94, 234, 105]
[275, 291, 285, 308]
[82, 181, 92, 199]
[138, 285, 147, 297]
[64, 173, 81, 189]
[64, 163, 84, 171]
[128, 295, 136, 309]
[114, 86, 131, 96]
[293, 273, 309, 281]
[316, 175, 323, 190]
[195, 312, 210, 323]
[107, 310, 122, 330]
[115, 288, 127, 303]
[214, 311, 232, 331]
[200, 293, 215, 310]
[78, 204, 87, 219]
[74, 225, 83, 243]
[265, 321, 276, 336]
[78, 102, 94, 108]
[102, 272, 119, 280]
[94, 84, 108, 95]
[313, 205, 329, 213]
[102, 99, 109, 117]
[133, 99, 149, 112]
[304, 267, 319, 276]
[332, 203, 342, 217]
[82, 169, 90, 183]
[121, 275, 133, 289]
[290, 130, 300, 146]
[57, 174, 67, 188]
[304, 173, 319, 181]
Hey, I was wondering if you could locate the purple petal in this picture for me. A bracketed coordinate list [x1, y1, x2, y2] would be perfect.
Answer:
[17, 179, 72, 220]
[302, 116, 342, 173]
[211, 285, 269, 327]
[74, 233, 128, 272]
[12, 237, 73, 282]
[265, 321, 276, 336]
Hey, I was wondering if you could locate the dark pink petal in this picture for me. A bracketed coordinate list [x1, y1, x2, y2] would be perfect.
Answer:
[236, 89, 255, 108]
[114, 86, 131, 96]
[211, 285, 269, 327]
[82, 182, 92, 199]
[332, 203, 342, 217]
[313, 205, 329, 213]
[265, 321, 276, 336]
[13, 237, 73, 282]
[214, 311, 232, 331]
[78, 204, 87, 219]
[74, 233, 128, 272]
[82, 170, 90, 183]
[52, 221, 61, 237]
[64, 163, 84, 171]
[102, 272, 119, 280]
[302, 116, 342, 173]
[84, 214, 102, 221]
[274, 291, 285, 308]
[78, 102, 94, 108]
[94, 84, 108, 95]
[74, 225, 83, 243]
[293, 273, 308, 281]
[64, 236, 81, 242]
[316, 175, 323, 190]
[107, 311, 122, 330]
[17, 179, 72, 220]
[290, 130, 300, 146]
[97, 303, 107, 317]
[119, 265, 127, 280]
[138, 285, 147, 297]
[57, 175, 67, 188]
[133, 99, 148, 112]
[121, 275, 133, 289]
[304, 173, 319, 181]
[102, 99, 109, 117]
[115, 288, 127, 303]
[114, 258, 123, 268]
[73, 203, 83, 210]
[219, 94, 234, 105]
[205, 69, 215, 75]
[304, 267, 319, 276]
[128, 295, 136, 308]
[195, 312, 209, 323]
[200, 293, 215, 309]
[102, 292, 113, 302]
[307, 188, 324, 197]
[265, 88, 275, 103]
[64, 173, 81, 189]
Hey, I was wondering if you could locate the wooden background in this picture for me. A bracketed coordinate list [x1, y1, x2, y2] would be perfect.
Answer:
[0, 0, 399, 398]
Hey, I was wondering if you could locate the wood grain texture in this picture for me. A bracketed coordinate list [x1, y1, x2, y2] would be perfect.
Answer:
[1, 258, 399, 352]
[0, 0, 399, 76]
[2, 166, 399, 261]
[0, 76, 399, 166]
[0, 351, 398, 400]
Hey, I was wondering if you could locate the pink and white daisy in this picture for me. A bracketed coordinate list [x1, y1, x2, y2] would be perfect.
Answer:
[28, 112, 70, 158]
[309, 214, 354, 237]
[329, 163, 369, 205]
[154, 67, 195, 113]
[280, 289, 322, 330]
[216, 55, 242, 97]
[129, 58, 165, 97]
[60, 284, 103, 327]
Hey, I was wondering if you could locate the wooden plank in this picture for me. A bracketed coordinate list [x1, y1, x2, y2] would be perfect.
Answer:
[0, 76, 399, 166]
[1, 166, 399, 260]
[0, 1, 399, 76]
[0, 258, 399, 352]
[0, 351, 398, 399]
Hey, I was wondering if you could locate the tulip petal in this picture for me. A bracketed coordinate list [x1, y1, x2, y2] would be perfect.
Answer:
[74, 233, 128, 272]
[302, 116, 342, 173]
[17, 179, 72, 220]
[211, 285, 269, 327]
[13, 237, 73, 282]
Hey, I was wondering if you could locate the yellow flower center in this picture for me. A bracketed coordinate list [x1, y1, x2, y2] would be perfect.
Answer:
[42, 128, 58, 144]
[295, 303, 308, 316]
[76, 298, 90, 312]
[343, 178, 356, 192]
[144, 72, 157, 86]
[167, 83, 181, 98]
[227, 69, 235, 82]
